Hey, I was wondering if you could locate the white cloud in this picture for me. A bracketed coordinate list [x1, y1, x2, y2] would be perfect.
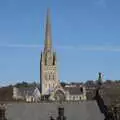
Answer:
[0, 44, 120, 52]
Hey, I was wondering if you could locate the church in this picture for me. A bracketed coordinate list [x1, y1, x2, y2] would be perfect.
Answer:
[12, 9, 86, 102]
[40, 9, 86, 101]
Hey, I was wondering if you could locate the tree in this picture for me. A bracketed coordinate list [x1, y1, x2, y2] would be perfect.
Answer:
[15, 81, 29, 88]
[60, 82, 66, 87]
[105, 80, 113, 84]
[85, 80, 95, 86]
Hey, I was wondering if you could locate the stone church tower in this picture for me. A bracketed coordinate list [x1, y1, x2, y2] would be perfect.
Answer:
[40, 9, 60, 95]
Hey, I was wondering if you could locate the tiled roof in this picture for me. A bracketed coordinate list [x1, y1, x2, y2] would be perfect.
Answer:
[17, 87, 37, 97]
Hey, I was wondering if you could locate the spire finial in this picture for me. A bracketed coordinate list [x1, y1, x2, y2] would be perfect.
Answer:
[44, 8, 52, 51]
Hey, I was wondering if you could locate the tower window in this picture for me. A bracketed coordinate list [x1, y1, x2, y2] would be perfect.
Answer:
[49, 84, 50, 88]
[49, 74, 51, 80]
[45, 74, 47, 80]
[53, 56, 55, 65]
[45, 56, 47, 65]
[79, 96, 81, 100]
[53, 74, 54, 80]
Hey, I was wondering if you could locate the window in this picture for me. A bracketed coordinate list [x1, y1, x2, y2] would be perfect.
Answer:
[76, 96, 78, 100]
[49, 74, 51, 80]
[79, 96, 81, 100]
[53, 74, 54, 80]
[53, 74, 56, 80]
[72, 96, 75, 101]
[80, 87, 83, 93]
[49, 84, 50, 88]
[45, 74, 47, 80]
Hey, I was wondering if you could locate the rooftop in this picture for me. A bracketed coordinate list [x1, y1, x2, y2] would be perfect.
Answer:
[5, 101, 105, 120]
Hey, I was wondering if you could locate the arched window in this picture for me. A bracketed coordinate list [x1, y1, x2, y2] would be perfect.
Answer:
[79, 96, 81, 100]
[53, 54, 56, 65]
[53, 74, 56, 80]
[73, 96, 75, 101]
[53, 74, 54, 80]
[45, 56, 47, 65]
[49, 74, 51, 80]
[45, 74, 47, 80]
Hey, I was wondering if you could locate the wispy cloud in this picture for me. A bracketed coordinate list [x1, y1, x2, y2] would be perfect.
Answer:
[0, 44, 120, 52]
[57, 45, 120, 52]
[94, 0, 107, 8]
[0, 44, 42, 48]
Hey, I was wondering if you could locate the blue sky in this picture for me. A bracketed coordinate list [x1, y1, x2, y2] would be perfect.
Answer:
[0, 0, 120, 86]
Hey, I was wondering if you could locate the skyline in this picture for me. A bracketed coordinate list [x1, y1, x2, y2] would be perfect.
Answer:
[0, 0, 120, 86]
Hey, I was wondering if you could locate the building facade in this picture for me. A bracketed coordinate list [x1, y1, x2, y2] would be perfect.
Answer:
[64, 85, 87, 101]
[12, 87, 41, 102]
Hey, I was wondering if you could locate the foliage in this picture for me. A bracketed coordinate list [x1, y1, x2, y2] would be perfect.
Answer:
[60, 82, 66, 87]
[14, 81, 38, 88]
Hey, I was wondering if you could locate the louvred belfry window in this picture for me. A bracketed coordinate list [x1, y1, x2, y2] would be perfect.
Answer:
[53, 54, 55, 65]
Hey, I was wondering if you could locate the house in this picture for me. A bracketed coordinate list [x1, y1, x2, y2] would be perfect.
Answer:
[12, 87, 41, 102]
[64, 85, 87, 101]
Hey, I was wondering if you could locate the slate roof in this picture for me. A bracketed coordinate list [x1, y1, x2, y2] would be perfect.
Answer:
[6, 101, 105, 120]
[64, 87, 84, 95]
[99, 89, 111, 106]
[17, 87, 38, 97]
[96, 84, 120, 106]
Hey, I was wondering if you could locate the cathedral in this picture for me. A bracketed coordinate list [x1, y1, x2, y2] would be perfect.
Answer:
[40, 9, 66, 101]
[40, 9, 86, 101]
[12, 9, 86, 102]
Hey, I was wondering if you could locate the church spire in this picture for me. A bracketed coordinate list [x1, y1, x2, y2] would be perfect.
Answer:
[44, 8, 52, 52]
